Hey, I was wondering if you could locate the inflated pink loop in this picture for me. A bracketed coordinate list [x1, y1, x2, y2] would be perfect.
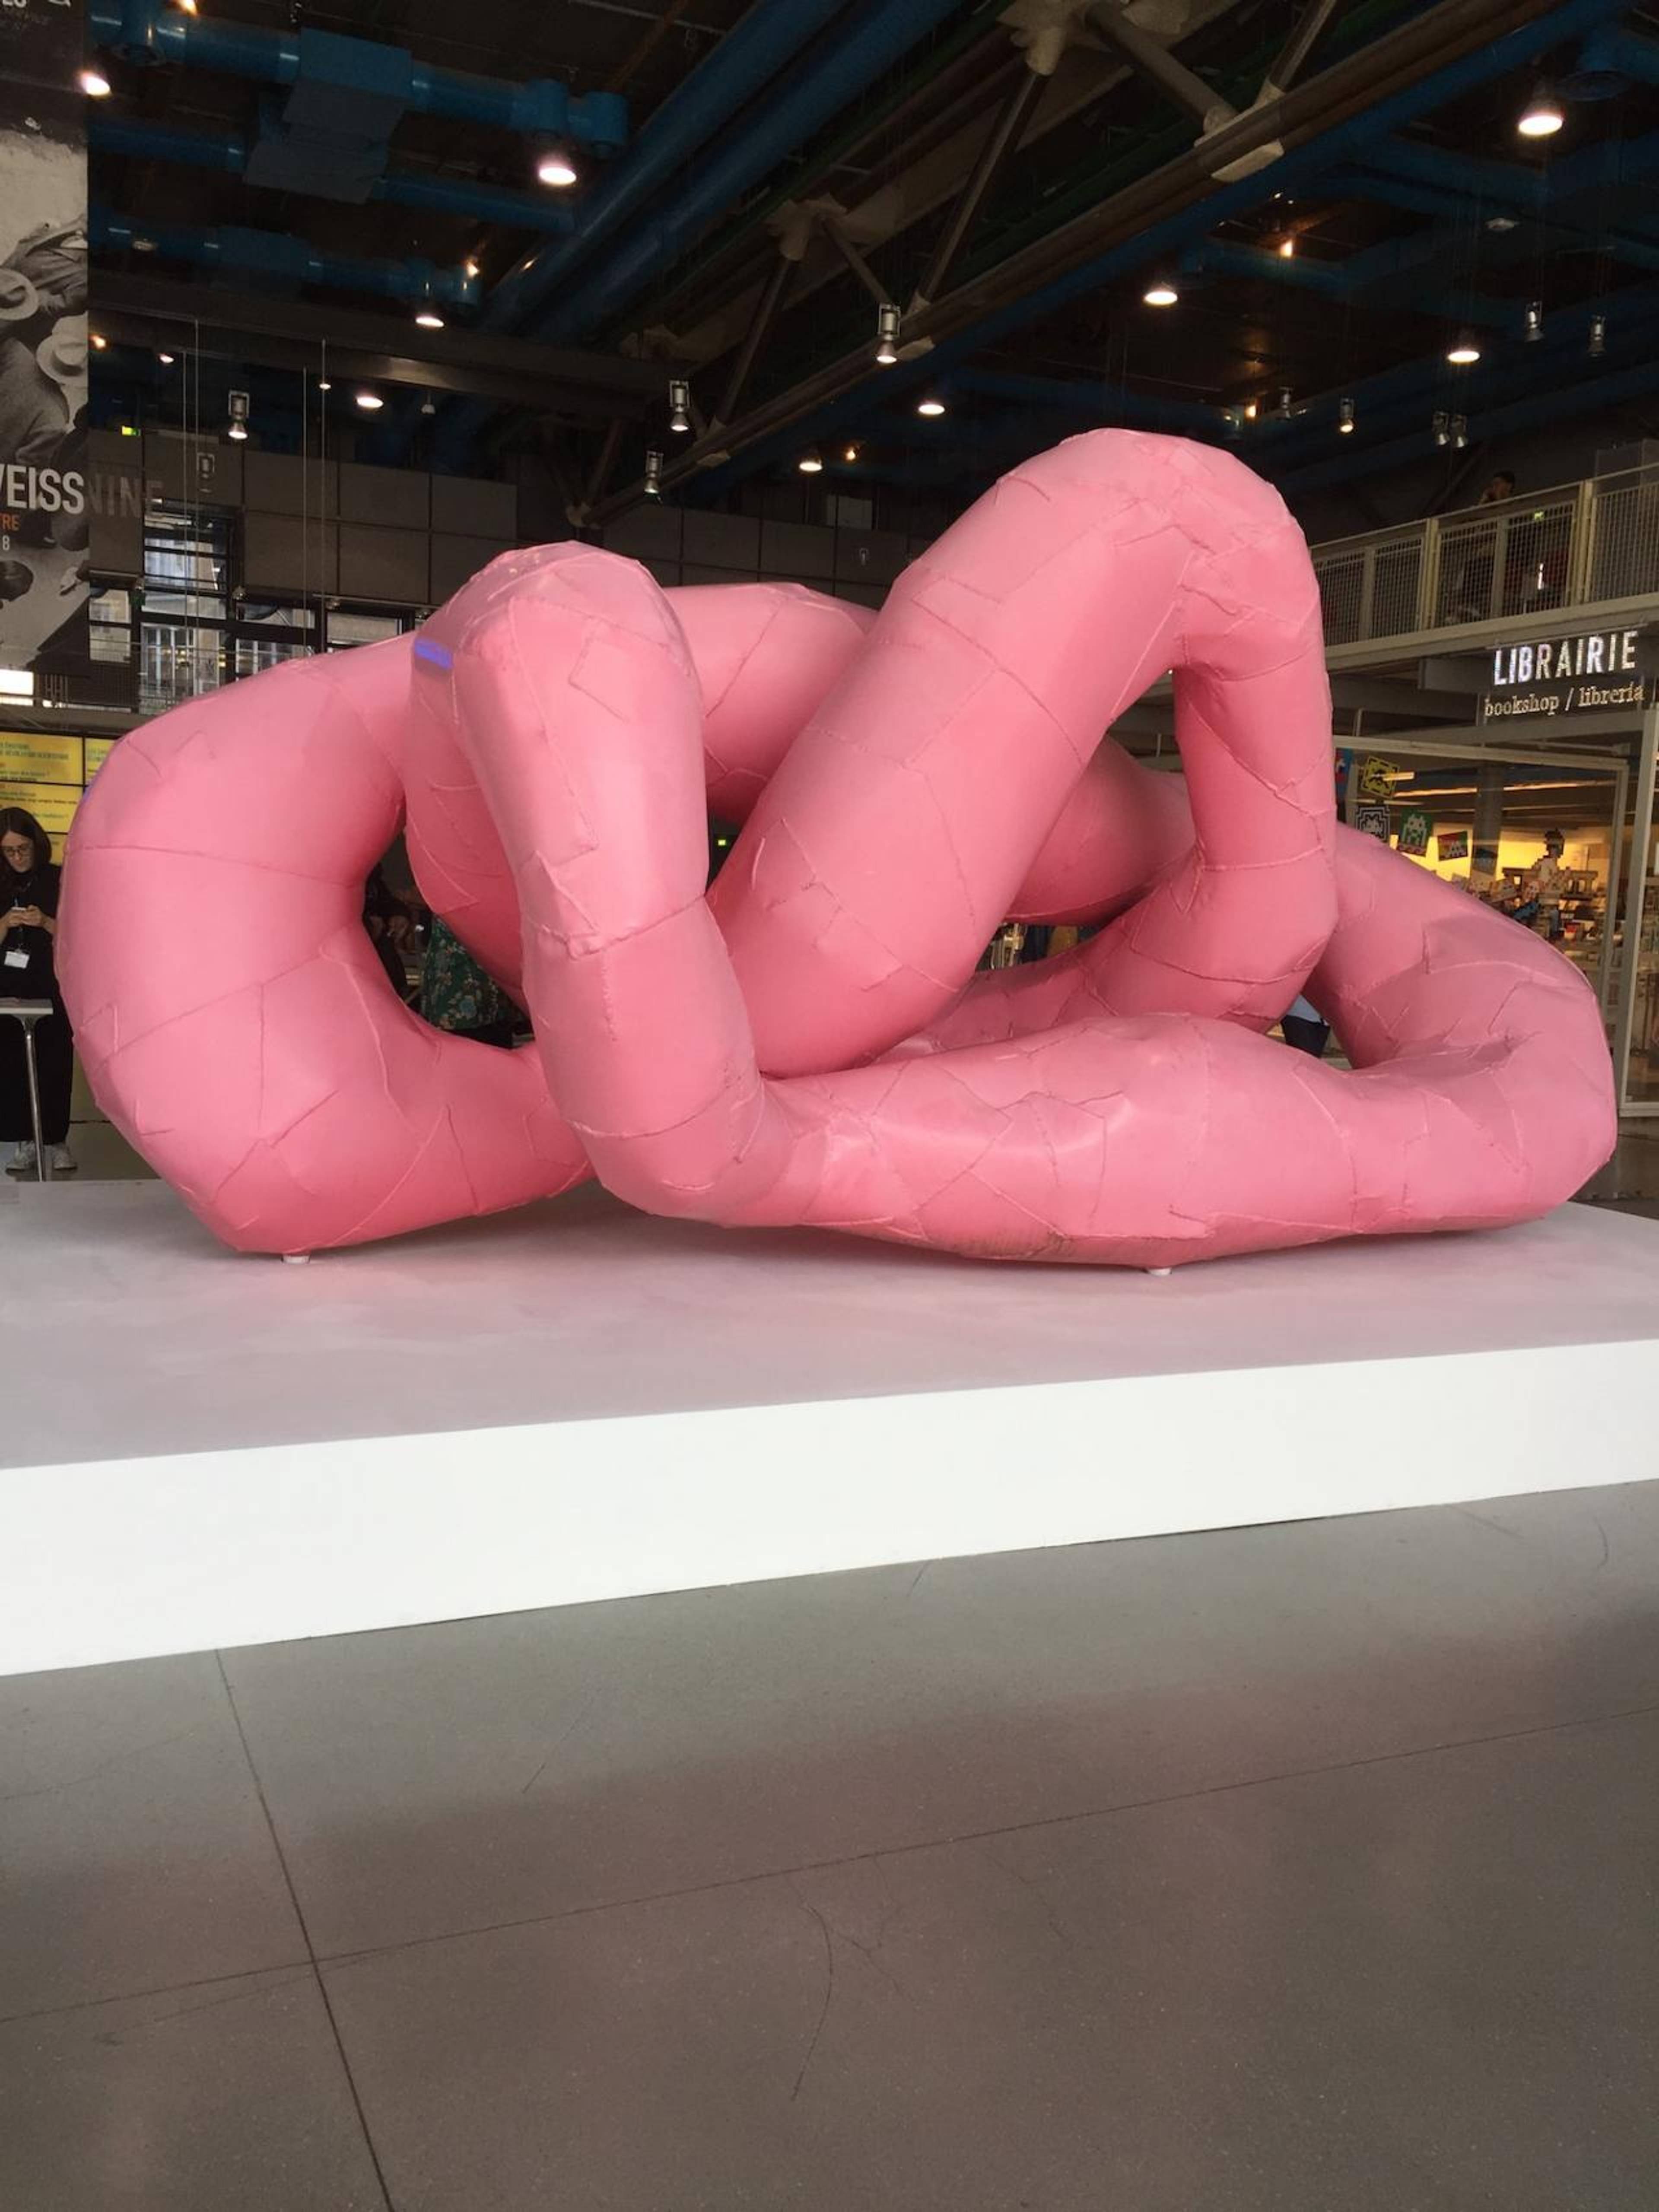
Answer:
[60, 430, 1615, 1264]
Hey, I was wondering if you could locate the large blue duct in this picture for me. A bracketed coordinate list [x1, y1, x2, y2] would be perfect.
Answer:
[88, 0, 628, 151]
[480, 0, 855, 339]
[90, 210, 481, 310]
[430, 0, 966, 468]
[89, 115, 580, 235]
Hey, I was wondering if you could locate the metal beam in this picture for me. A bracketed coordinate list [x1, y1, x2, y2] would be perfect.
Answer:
[1087, 2, 1237, 132]
[596, 0, 1626, 518]
[92, 272, 671, 418]
[1262, 0, 1348, 97]
[822, 224, 891, 310]
[912, 67, 1045, 310]
[716, 250, 798, 426]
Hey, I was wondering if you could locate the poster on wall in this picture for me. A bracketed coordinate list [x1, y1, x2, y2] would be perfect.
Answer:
[1355, 803, 1391, 841]
[1438, 830, 1470, 862]
[1397, 809, 1431, 857]
[0, 0, 90, 688]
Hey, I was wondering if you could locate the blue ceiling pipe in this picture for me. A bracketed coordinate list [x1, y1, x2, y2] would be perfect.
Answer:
[1278, 351, 1659, 493]
[674, 0, 1634, 506]
[91, 210, 481, 309]
[480, 0, 855, 339]
[429, 0, 966, 470]
[89, 114, 580, 235]
[88, 0, 628, 151]
[954, 368, 1222, 439]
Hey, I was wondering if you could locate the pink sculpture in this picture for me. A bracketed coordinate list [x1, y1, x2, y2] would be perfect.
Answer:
[59, 432, 1615, 1264]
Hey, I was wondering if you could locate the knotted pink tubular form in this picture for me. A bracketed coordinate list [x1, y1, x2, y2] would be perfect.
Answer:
[60, 431, 1614, 1263]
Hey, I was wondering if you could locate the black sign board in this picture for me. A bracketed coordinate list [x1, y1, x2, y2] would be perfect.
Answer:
[1480, 625, 1655, 724]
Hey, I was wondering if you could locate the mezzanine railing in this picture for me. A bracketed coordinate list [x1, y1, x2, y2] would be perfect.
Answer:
[1309, 465, 1659, 649]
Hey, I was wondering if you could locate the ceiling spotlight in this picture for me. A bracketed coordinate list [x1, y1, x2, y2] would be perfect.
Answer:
[1338, 396, 1354, 434]
[916, 396, 947, 417]
[875, 301, 900, 365]
[1446, 335, 1481, 365]
[176, 0, 198, 13]
[1142, 279, 1179, 307]
[1589, 311, 1607, 357]
[318, 377, 332, 390]
[1517, 82, 1565, 138]
[842, 441, 860, 463]
[464, 257, 480, 279]
[1451, 413, 1468, 450]
[157, 350, 175, 365]
[132, 235, 157, 253]
[420, 394, 437, 416]
[226, 390, 250, 443]
[644, 448, 663, 498]
[1243, 399, 1258, 420]
[1432, 409, 1450, 447]
[798, 450, 824, 474]
[78, 68, 111, 97]
[1487, 214, 1519, 233]
[1277, 385, 1294, 419]
[667, 377, 691, 434]
[414, 307, 445, 330]
[354, 388, 384, 410]
[1277, 236, 1296, 259]
[1525, 298, 1543, 342]
[535, 145, 579, 188]
[89, 332, 108, 350]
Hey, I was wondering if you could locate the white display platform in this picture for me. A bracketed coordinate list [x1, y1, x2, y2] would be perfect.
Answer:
[6, 1179, 1659, 1676]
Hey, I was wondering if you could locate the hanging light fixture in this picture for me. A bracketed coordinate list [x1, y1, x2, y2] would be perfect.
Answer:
[1142, 279, 1179, 307]
[226, 390, 250, 443]
[1277, 385, 1294, 419]
[1525, 299, 1544, 342]
[89, 333, 108, 350]
[317, 377, 332, 391]
[420, 393, 437, 417]
[1277, 236, 1296, 259]
[1432, 409, 1450, 447]
[77, 67, 111, 97]
[1589, 312, 1607, 357]
[667, 377, 691, 434]
[798, 450, 824, 474]
[1338, 396, 1355, 434]
[643, 449, 663, 498]
[535, 145, 579, 188]
[916, 396, 947, 418]
[414, 306, 445, 330]
[874, 302, 901, 365]
[1446, 334, 1481, 365]
[354, 388, 384, 410]
[842, 441, 860, 463]
[157, 350, 175, 366]
[1451, 413, 1469, 449]
[1242, 399, 1258, 420]
[1517, 82, 1565, 138]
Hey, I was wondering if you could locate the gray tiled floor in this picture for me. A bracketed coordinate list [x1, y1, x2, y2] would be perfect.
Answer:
[4, 1483, 1659, 2209]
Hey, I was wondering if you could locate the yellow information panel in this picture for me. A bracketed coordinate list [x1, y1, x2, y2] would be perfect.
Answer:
[84, 736, 116, 780]
[0, 779, 81, 838]
[0, 733, 83, 786]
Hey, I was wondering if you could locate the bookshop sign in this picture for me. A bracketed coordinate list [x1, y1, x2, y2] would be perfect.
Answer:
[1481, 625, 1654, 723]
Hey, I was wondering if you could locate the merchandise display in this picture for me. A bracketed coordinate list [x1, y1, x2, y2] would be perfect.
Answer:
[58, 431, 1616, 1264]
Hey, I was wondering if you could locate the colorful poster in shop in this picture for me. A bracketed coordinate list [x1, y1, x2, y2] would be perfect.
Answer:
[1355, 804, 1391, 841]
[0, 0, 90, 689]
[1396, 809, 1431, 857]
[1334, 749, 1353, 807]
[1357, 754, 1394, 801]
[0, 777, 79, 838]
[1438, 830, 1470, 862]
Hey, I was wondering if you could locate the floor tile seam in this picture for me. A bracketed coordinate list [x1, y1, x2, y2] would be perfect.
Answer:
[214, 1653, 399, 2212]
[304, 1692, 1659, 1978]
[0, 1955, 315, 2031]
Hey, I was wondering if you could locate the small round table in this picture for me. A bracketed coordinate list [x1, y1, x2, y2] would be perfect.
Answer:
[0, 998, 55, 1183]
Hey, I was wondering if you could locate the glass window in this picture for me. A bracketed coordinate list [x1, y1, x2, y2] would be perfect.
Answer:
[327, 608, 404, 650]
[142, 510, 230, 619]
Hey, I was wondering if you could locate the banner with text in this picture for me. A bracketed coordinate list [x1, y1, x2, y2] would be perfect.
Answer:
[0, 0, 89, 689]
